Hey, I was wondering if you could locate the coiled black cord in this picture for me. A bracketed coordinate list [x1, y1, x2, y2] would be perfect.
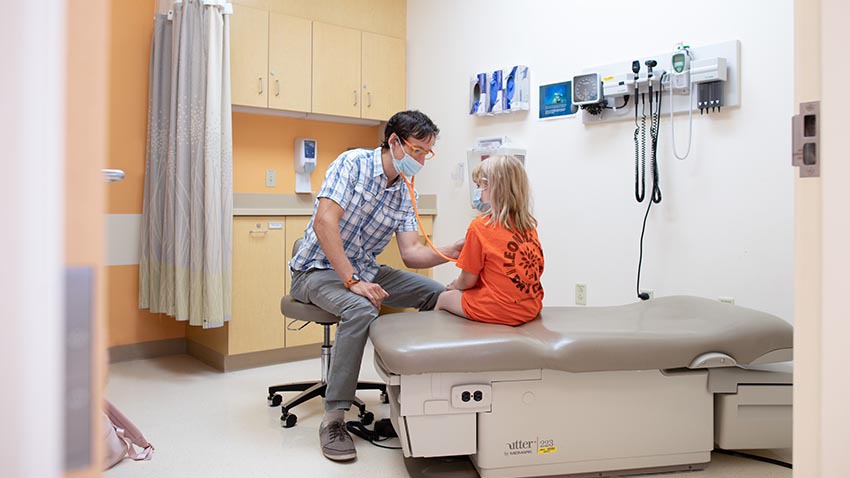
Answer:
[636, 84, 665, 300]
[649, 89, 662, 204]
[634, 94, 647, 202]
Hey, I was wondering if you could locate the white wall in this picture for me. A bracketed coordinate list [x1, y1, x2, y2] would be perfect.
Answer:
[1, 1, 66, 477]
[408, 0, 794, 321]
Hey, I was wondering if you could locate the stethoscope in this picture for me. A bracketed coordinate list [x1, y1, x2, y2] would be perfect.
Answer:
[390, 139, 458, 263]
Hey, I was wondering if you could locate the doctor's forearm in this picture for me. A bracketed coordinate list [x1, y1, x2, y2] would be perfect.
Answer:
[401, 243, 452, 269]
[313, 219, 355, 282]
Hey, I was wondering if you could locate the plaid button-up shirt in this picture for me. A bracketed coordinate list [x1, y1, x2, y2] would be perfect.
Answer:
[289, 147, 419, 281]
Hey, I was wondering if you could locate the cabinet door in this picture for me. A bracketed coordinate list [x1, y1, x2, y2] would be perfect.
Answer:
[229, 217, 286, 355]
[284, 217, 332, 347]
[312, 22, 362, 117]
[361, 32, 405, 121]
[230, 5, 269, 108]
[268, 14, 311, 112]
[378, 216, 435, 315]
[376, 216, 434, 276]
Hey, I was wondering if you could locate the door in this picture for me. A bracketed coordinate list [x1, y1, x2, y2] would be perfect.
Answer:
[793, 0, 850, 476]
[312, 22, 362, 117]
[230, 5, 269, 108]
[361, 31, 405, 121]
[268, 13, 311, 112]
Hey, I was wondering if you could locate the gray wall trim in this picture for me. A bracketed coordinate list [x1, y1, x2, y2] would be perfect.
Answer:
[223, 344, 320, 372]
[186, 340, 322, 372]
[109, 338, 187, 363]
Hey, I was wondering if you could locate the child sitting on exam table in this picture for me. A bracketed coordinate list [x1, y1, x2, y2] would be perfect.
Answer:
[436, 155, 544, 326]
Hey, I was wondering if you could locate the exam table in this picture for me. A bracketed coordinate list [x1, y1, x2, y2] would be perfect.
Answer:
[369, 296, 793, 478]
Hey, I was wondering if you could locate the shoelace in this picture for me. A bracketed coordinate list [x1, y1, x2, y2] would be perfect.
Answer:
[326, 421, 349, 443]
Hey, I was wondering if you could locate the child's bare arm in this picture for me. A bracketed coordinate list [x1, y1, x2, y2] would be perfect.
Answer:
[448, 270, 478, 291]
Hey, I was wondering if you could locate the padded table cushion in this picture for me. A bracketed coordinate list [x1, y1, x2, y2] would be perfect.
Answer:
[369, 296, 792, 375]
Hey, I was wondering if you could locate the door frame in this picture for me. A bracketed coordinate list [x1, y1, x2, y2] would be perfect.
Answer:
[793, 0, 850, 475]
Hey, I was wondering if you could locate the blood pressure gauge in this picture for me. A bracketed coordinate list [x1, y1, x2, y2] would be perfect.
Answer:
[572, 73, 603, 105]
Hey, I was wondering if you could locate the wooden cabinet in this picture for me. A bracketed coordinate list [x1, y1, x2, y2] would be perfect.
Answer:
[378, 216, 435, 315]
[188, 214, 435, 370]
[229, 3, 405, 120]
[229, 217, 287, 354]
[311, 22, 362, 118]
[312, 22, 405, 120]
[268, 13, 312, 112]
[376, 216, 434, 278]
[361, 32, 405, 121]
[230, 5, 312, 112]
[283, 216, 332, 347]
[230, 5, 269, 108]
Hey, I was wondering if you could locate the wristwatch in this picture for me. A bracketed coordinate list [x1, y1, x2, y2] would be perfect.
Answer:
[344, 273, 361, 289]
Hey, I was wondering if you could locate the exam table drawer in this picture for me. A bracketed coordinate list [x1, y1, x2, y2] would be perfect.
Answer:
[714, 384, 792, 449]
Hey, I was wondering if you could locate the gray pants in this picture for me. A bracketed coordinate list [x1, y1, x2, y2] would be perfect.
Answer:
[289, 266, 444, 411]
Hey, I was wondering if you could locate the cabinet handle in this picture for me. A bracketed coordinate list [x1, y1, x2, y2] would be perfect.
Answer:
[258, 77, 264, 94]
[275, 79, 280, 97]
[353, 90, 358, 106]
[249, 223, 268, 235]
[367, 91, 372, 107]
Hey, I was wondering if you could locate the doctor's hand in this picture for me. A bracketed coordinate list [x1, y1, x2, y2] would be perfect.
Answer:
[447, 238, 465, 260]
[350, 281, 389, 310]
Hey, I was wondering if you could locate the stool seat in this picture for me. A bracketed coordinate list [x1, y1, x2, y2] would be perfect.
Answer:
[280, 295, 340, 325]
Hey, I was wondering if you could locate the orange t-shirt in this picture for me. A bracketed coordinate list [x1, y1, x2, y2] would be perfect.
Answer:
[456, 216, 544, 326]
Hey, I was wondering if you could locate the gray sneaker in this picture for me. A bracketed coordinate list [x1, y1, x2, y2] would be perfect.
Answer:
[319, 420, 357, 461]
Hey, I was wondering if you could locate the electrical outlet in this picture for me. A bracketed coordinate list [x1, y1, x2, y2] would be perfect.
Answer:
[719, 296, 735, 305]
[451, 384, 492, 409]
[575, 283, 587, 306]
[640, 289, 654, 300]
[265, 169, 276, 188]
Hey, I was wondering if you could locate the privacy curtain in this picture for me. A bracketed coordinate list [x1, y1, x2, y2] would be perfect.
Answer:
[140, 0, 233, 328]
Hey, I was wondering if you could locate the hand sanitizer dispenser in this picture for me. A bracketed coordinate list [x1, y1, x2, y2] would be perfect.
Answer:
[294, 138, 317, 193]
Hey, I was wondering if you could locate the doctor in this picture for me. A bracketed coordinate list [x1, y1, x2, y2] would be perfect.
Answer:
[289, 110, 463, 461]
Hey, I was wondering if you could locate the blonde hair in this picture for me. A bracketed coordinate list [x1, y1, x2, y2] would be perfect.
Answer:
[471, 155, 537, 232]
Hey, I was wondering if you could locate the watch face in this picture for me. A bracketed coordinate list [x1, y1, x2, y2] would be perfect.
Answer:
[351, 273, 361, 282]
[573, 73, 600, 104]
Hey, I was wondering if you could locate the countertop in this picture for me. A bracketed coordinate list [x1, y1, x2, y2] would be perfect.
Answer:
[233, 193, 437, 216]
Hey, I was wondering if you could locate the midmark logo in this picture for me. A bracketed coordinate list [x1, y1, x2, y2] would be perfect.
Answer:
[504, 438, 557, 456]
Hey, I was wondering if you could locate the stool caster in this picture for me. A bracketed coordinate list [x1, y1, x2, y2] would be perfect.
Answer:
[281, 412, 297, 428]
[359, 411, 374, 426]
[268, 394, 282, 407]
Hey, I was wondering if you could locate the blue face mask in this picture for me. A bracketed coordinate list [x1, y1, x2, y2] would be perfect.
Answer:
[472, 188, 490, 212]
[391, 140, 423, 178]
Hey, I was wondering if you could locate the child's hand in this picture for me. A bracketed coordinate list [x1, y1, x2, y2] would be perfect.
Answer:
[446, 280, 458, 291]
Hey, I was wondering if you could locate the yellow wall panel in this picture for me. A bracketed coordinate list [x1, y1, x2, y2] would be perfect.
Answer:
[107, 0, 156, 215]
[232, 112, 379, 194]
